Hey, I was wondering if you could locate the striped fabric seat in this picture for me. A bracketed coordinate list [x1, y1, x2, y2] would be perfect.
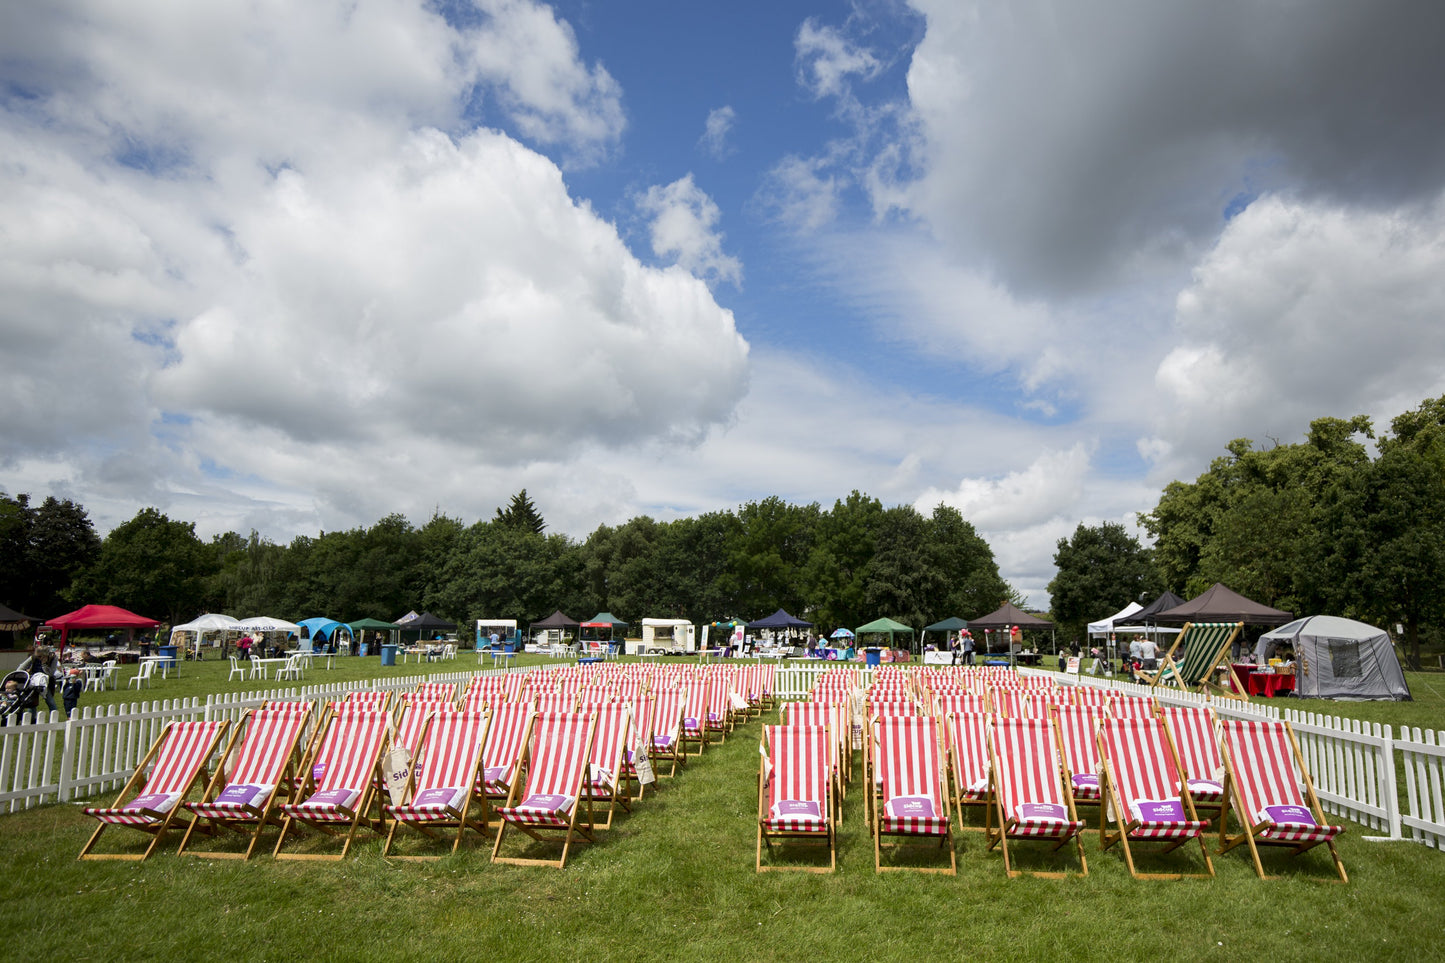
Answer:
[1097, 717, 1214, 879]
[989, 717, 1087, 878]
[784, 701, 847, 800]
[1053, 704, 1107, 803]
[646, 689, 685, 777]
[680, 680, 710, 755]
[946, 711, 993, 832]
[274, 709, 389, 859]
[80, 720, 230, 860]
[411, 681, 458, 703]
[384, 709, 490, 857]
[477, 702, 535, 800]
[579, 704, 632, 829]
[179, 706, 311, 859]
[1159, 705, 1227, 809]
[757, 725, 835, 873]
[1107, 695, 1158, 720]
[1219, 719, 1347, 881]
[871, 716, 955, 874]
[491, 712, 598, 869]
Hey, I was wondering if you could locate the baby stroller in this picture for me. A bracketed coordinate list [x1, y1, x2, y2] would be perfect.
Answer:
[0, 670, 48, 722]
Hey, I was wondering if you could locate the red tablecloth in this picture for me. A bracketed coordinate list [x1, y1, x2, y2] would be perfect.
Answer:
[1233, 664, 1295, 697]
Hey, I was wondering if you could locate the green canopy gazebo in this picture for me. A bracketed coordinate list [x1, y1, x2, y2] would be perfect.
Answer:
[347, 617, 399, 652]
[855, 617, 916, 652]
[922, 616, 969, 650]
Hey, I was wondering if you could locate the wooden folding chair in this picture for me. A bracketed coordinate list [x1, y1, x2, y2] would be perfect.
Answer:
[1097, 716, 1214, 879]
[1140, 621, 1244, 699]
[871, 716, 955, 874]
[1050, 703, 1107, 836]
[757, 725, 835, 873]
[177, 705, 311, 859]
[79, 720, 229, 860]
[383, 709, 491, 858]
[273, 710, 390, 860]
[491, 711, 598, 869]
[578, 704, 631, 830]
[987, 716, 1088, 878]
[680, 679, 710, 756]
[1217, 718, 1347, 882]
[646, 688, 686, 777]
[476, 702, 536, 825]
[1158, 704, 1227, 827]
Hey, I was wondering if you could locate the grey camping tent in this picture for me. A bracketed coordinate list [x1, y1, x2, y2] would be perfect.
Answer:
[1257, 615, 1411, 701]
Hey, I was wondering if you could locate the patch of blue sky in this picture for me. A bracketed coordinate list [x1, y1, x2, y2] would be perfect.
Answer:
[111, 133, 190, 177]
[131, 325, 180, 367]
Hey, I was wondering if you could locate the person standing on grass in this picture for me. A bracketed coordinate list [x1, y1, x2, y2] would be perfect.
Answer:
[62, 667, 85, 718]
[1139, 635, 1158, 671]
[238, 634, 253, 661]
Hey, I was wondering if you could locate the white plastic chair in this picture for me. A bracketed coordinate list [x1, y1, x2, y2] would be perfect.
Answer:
[129, 659, 156, 690]
[228, 656, 246, 682]
[274, 654, 304, 682]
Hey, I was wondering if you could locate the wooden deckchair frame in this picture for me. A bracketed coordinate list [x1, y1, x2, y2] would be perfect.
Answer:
[870, 716, 956, 875]
[1217, 718, 1348, 882]
[1139, 621, 1244, 699]
[272, 710, 390, 861]
[177, 706, 311, 860]
[1096, 716, 1215, 880]
[383, 709, 491, 859]
[490, 712, 598, 869]
[757, 725, 836, 873]
[986, 717, 1088, 879]
[79, 720, 229, 861]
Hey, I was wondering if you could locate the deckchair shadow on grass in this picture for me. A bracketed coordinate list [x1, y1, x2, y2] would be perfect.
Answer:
[79, 720, 229, 861]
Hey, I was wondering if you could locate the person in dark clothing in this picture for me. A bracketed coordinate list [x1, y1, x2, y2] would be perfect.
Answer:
[62, 668, 85, 718]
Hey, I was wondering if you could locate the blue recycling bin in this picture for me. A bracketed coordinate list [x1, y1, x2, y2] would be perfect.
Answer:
[865, 647, 881, 667]
[157, 645, 178, 669]
[380, 644, 398, 666]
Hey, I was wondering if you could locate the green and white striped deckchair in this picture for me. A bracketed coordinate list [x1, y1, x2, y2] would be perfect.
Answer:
[1140, 622, 1244, 699]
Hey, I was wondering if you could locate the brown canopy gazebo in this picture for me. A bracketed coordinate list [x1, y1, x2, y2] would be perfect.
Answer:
[968, 602, 1054, 661]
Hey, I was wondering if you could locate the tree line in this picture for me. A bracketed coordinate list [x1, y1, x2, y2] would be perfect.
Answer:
[0, 487, 1013, 640]
[1048, 395, 1445, 669]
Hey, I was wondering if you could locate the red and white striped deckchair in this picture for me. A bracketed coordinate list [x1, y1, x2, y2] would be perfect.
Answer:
[782, 702, 846, 820]
[535, 690, 579, 714]
[411, 681, 458, 704]
[757, 725, 835, 873]
[946, 711, 994, 832]
[1097, 716, 1214, 879]
[1068, 685, 1114, 708]
[988, 717, 1088, 878]
[177, 705, 312, 859]
[934, 691, 988, 720]
[1217, 719, 1347, 881]
[273, 709, 390, 860]
[646, 688, 686, 777]
[383, 709, 491, 858]
[1108, 694, 1158, 720]
[491, 711, 598, 869]
[619, 695, 654, 800]
[476, 701, 536, 818]
[989, 687, 1050, 719]
[342, 690, 393, 712]
[870, 716, 955, 874]
[1052, 703, 1108, 835]
[394, 698, 455, 761]
[1158, 705, 1227, 826]
[579, 704, 632, 829]
[680, 679, 710, 756]
[79, 720, 230, 860]
[703, 675, 733, 743]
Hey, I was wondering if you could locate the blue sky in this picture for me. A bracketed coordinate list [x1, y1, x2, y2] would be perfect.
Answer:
[3, 1, 1445, 607]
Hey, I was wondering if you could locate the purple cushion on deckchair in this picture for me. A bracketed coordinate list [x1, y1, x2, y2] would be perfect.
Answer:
[1015, 802, 1068, 822]
[517, 793, 573, 813]
[126, 792, 182, 814]
[771, 799, 823, 821]
[304, 788, 360, 809]
[1071, 773, 1100, 792]
[214, 784, 273, 809]
[884, 795, 938, 820]
[412, 787, 467, 809]
[1130, 798, 1185, 822]
[1258, 804, 1315, 825]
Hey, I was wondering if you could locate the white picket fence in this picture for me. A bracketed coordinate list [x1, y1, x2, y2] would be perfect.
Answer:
[0, 664, 546, 812]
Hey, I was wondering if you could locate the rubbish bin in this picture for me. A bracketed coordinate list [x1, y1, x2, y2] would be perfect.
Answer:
[380, 644, 397, 666]
[864, 647, 881, 667]
[158, 645, 178, 669]
[359, 642, 370, 658]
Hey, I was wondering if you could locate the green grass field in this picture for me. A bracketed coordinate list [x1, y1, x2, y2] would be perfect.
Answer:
[5, 656, 1444, 962]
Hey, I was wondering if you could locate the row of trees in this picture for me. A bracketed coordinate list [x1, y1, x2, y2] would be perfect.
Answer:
[0, 488, 1014, 639]
[1048, 396, 1445, 669]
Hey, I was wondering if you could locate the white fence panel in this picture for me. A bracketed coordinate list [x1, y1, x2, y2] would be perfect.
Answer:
[1399, 727, 1445, 850]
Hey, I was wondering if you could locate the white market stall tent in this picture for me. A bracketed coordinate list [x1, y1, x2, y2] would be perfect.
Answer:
[1087, 602, 1143, 637]
[639, 618, 696, 655]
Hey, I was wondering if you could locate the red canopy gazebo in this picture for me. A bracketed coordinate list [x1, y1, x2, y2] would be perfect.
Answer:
[42, 604, 160, 650]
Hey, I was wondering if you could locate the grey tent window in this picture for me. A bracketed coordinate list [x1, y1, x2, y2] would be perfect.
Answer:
[1328, 639, 1362, 678]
